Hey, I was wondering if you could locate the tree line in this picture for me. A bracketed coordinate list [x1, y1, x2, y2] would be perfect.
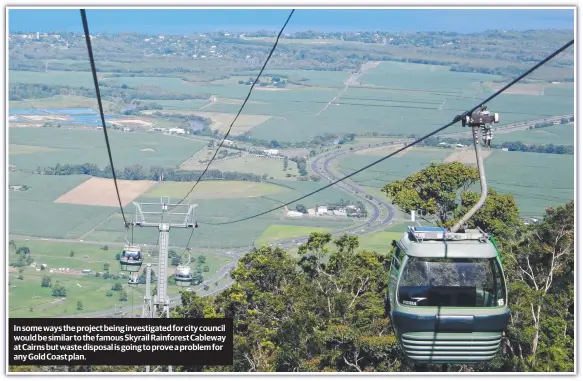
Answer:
[418, 136, 574, 155]
[35, 163, 263, 183]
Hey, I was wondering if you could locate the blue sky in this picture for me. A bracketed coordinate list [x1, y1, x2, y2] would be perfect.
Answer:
[8, 8, 574, 34]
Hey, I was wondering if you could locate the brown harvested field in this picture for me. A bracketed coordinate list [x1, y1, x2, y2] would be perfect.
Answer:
[444, 149, 493, 164]
[54, 177, 157, 207]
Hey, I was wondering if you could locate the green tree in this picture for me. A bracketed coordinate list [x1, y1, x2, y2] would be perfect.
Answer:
[41, 275, 52, 288]
[382, 162, 478, 225]
[295, 204, 307, 213]
[52, 284, 67, 297]
[111, 282, 122, 291]
[502, 201, 574, 371]
[119, 290, 128, 302]
[103, 263, 110, 272]
[77, 301, 84, 311]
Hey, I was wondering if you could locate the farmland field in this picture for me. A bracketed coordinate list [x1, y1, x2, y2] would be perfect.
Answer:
[8, 128, 207, 170]
[144, 180, 286, 199]
[496, 124, 574, 145]
[182, 155, 299, 180]
[337, 147, 574, 217]
[484, 150, 574, 216]
[335, 147, 454, 189]
[55, 178, 157, 207]
[8, 239, 233, 318]
[255, 224, 332, 247]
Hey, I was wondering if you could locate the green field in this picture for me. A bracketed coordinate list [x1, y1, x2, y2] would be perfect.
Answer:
[337, 147, 574, 217]
[255, 224, 332, 247]
[497, 124, 574, 146]
[336, 147, 454, 189]
[359, 61, 503, 94]
[9, 128, 207, 170]
[484, 150, 574, 216]
[183, 155, 299, 180]
[144, 180, 287, 199]
[8, 239, 234, 318]
[357, 231, 404, 254]
[8, 172, 116, 239]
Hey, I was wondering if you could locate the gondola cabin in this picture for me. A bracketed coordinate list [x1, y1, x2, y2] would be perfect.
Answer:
[175, 265, 193, 287]
[119, 244, 143, 272]
[387, 226, 510, 364]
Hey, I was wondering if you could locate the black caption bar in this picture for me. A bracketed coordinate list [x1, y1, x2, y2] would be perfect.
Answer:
[9, 318, 233, 366]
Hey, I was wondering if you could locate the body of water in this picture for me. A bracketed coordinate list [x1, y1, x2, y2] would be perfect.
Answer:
[8, 108, 120, 126]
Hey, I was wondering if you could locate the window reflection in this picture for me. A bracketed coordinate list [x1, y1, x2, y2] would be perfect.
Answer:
[398, 257, 505, 307]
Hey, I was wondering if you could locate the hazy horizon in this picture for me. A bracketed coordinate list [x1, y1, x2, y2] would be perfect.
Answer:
[8, 8, 575, 34]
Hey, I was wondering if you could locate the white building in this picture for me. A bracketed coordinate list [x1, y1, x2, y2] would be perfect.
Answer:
[333, 210, 347, 217]
[168, 128, 186, 134]
[287, 211, 303, 217]
[307, 209, 316, 216]
[264, 149, 279, 155]
[316, 206, 328, 215]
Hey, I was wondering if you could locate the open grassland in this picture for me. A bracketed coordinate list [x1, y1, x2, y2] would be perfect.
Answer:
[8, 128, 207, 170]
[182, 155, 299, 180]
[144, 180, 286, 199]
[8, 239, 233, 318]
[484, 150, 574, 216]
[255, 224, 332, 247]
[496, 124, 574, 146]
[357, 230, 404, 254]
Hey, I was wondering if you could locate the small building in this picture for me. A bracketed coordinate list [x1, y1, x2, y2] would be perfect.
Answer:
[264, 149, 279, 155]
[223, 139, 234, 146]
[501, 148, 509, 152]
[287, 211, 303, 217]
[168, 128, 186, 134]
[316, 206, 328, 215]
[82, 269, 92, 274]
[307, 208, 316, 216]
[333, 210, 347, 217]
